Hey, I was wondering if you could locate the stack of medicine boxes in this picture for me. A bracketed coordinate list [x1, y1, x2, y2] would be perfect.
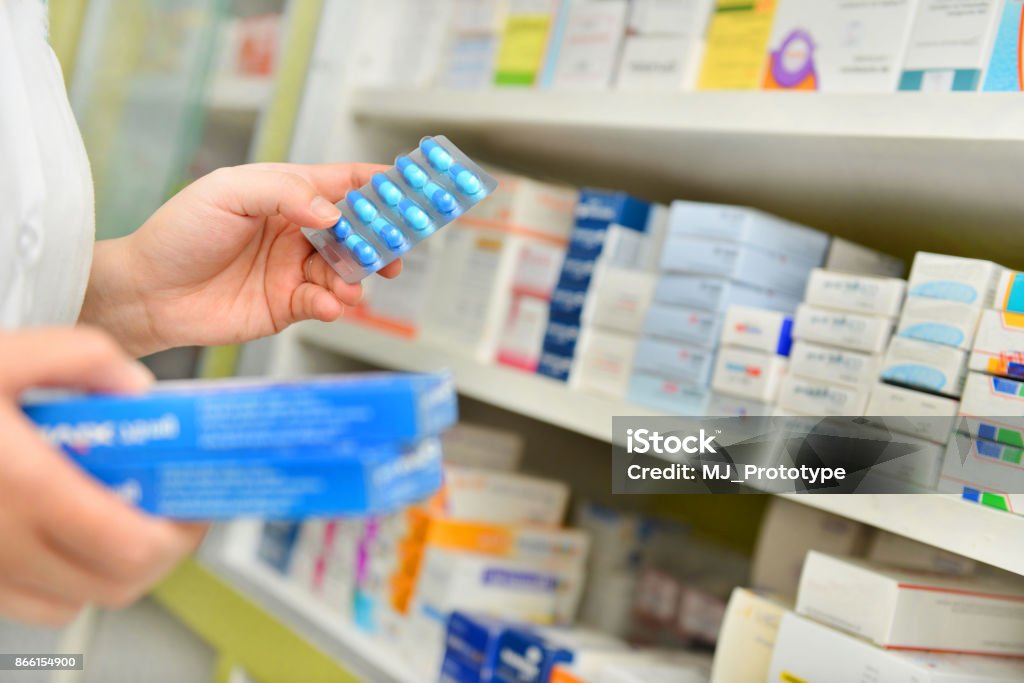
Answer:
[781, 269, 905, 416]
[707, 305, 794, 416]
[537, 190, 651, 382]
[874, 253, 1000, 407]
[567, 205, 669, 399]
[629, 200, 827, 414]
[941, 267, 1024, 513]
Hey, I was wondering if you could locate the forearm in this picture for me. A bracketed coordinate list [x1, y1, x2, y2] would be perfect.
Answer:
[79, 239, 166, 358]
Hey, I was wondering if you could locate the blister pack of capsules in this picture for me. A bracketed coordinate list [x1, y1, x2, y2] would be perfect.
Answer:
[303, 136, 498, 284]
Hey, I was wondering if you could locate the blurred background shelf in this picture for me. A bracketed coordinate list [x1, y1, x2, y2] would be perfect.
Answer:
[205, 76, 274, 112]
[295, 319, 1024, 577]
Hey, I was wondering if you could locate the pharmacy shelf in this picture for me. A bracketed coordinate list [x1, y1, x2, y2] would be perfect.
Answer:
[351, 88, 1024, 141]
[346, 88, 1024, 268]
[297, 319, 1024, 575]
[296, 319, 656, 443]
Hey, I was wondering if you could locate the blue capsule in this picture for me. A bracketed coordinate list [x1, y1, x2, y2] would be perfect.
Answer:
[399, 199, 431, 232]
[371, 218, 407, 251]
[371, 174, 403, 206]
[424, 181, 457, 214]
[396, 156, 429, 189]
[420, 138, 453, 172]
[344, 235, 380, 267]
[332, 216, 353, 241]
[346, 191, 379, 224]
[449, 163, 483, 196]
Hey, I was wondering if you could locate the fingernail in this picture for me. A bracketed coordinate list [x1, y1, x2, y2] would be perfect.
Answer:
[311, 196, 341, 222]
[128, 360, 156, 391]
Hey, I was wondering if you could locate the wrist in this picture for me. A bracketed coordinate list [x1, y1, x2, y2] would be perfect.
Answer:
[80, 238, 165, 358]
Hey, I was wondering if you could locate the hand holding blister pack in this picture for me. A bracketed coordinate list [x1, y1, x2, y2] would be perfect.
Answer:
[303, 136, 498, 283]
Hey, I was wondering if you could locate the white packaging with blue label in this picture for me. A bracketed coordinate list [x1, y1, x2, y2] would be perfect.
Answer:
[303, 136, 498, 284]
[24, 373, 457, 519]
[880, 337, 969, 398]
[896, 297, 983, 350]
[905, 252, 1004, 307]
[789, 341, 881, 389]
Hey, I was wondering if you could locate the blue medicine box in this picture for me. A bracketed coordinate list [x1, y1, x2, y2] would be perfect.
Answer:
[25, 372, 457, 456]
[22, 373, 456, 519]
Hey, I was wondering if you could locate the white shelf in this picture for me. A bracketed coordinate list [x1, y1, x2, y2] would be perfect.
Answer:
[347, 88, 1024, 268]
[296, 319, 655, 443]
[352, 88, 1024, 141]
[296, 319, 1024, 575]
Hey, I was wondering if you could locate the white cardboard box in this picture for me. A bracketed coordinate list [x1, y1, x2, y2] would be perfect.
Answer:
[864, 381, 960, 444]
[583, 266, 656, 334]
[441, 422, 525, 472]
[789, 340, 881, 389]
[899, 0, 1003, 92]
[750, 498, 869, 599]
[764, 0, 917, 92]
[880, 336, 969, 398]
[710, 346, 788, 403]
[550, 0, 631, 90]
[970, 309, 1024, 379]
[438, 466, 569, 526]
[642, 303, 723, 349]
[719, 305, 793, 355]
[867, 529, 976, 576]
[570, 327, 638, 399]
[897, 297, 983, 350]
[777, 374, 871, 416]
[769, 611, 1024, 683]
[709, 588, 788, 683]
[705, 391, 774, 417]
[906, 252, 1005, 307]
[666, 200, 829, 265]
[793, 303, 894, 353]
[804, 268, 906, 317]
[796, 551, 1024, 656]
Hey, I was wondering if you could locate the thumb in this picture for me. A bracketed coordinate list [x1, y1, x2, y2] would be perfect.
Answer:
[202, 166, 342, 229]
[0, 327, 154, 398]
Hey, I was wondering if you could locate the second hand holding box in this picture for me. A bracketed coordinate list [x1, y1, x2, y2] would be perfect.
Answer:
[24, 373, 458, 519]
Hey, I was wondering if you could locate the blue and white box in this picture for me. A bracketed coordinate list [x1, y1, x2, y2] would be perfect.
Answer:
[897, 297, 983, 351]
[24, 373, 456, 518]
[631, 337, 716, 386]
[660, 237, 817, 297]
[906, 252, 1005, 307]
[654, 274, 801, 314]
[642, 303, 723, 348]
[719, 305, 793, 356]
[666, 200, 829, 266]
[627, 374, 710, 415]
[880, 337, 969, 398]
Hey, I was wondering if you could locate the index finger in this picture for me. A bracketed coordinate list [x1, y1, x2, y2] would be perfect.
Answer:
[247, 162, 390, 203]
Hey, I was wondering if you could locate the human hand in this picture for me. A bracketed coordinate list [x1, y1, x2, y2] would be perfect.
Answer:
[81, 163, 402, 357]
[0, 327, 207, 625]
